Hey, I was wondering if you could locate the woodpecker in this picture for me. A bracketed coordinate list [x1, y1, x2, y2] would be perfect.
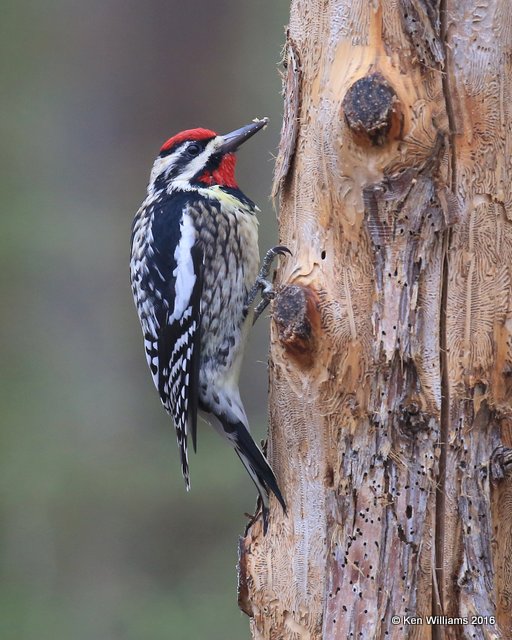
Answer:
[130, 118, 288, 527]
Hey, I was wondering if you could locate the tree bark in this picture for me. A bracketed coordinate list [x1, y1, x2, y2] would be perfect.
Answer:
[238, 2, 512, 639]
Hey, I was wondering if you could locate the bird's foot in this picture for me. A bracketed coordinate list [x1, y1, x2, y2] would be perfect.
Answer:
[244, 502, 270, 536]
[245, 245, 291, 323]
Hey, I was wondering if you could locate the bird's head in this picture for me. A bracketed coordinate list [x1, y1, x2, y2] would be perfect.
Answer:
[149, 118, 269, 194]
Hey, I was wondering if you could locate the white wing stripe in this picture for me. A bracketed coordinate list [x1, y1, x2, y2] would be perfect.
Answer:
[170, 215, 196, 322]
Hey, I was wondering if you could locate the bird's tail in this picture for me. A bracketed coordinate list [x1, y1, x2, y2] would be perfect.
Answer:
[222, 417, 286, 531]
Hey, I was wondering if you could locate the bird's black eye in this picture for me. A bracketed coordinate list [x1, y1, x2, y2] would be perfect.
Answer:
[187, 143, 201, 156]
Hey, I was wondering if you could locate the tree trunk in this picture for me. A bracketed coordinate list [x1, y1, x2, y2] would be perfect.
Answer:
[238, 2, 512, 639]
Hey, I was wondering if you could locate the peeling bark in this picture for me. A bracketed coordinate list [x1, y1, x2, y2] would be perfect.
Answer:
[239, 2, 512, 639]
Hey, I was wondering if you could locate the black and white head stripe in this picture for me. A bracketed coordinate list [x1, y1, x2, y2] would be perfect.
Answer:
[149, 130, 219, 194]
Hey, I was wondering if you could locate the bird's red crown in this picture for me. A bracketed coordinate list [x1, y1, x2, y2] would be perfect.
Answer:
[160, 128, 216, 153]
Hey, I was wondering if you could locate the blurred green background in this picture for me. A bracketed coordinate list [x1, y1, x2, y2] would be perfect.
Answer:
[1, 1, 289, 638]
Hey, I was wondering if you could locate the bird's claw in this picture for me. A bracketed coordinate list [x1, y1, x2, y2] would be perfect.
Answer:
[245, 245, 291, 322]
[271, 245, 292, 257]
[258, 245, 292, 280]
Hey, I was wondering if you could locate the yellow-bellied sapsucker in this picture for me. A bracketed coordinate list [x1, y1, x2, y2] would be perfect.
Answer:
[130, 118, 288, 526]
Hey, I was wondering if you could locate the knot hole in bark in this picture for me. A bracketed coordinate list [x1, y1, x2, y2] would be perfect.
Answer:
[397, 399, 431, 434]
[273, 284, 321, 367]
[491, 446, 512, 481]
[342, 73, 402, 146]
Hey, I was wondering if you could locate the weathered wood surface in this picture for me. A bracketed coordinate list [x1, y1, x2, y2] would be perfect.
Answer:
[239, 2, 512, 639]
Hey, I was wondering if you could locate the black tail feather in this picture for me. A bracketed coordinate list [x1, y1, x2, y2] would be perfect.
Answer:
[229, 420, 286, 528]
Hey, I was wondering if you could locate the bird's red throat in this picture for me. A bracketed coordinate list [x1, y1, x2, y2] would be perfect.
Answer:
[198, 154, 238, 188]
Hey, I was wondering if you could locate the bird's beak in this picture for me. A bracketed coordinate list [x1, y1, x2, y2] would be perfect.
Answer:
[219, 118, 269, 154]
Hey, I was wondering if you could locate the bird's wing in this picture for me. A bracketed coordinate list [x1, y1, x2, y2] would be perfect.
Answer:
[140, 205, 203, 488]
[157, 241, 203, 484]
[187, 243, 203, 454]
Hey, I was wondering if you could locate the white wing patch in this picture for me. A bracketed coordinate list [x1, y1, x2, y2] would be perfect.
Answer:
[170, 213, 197, 322]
